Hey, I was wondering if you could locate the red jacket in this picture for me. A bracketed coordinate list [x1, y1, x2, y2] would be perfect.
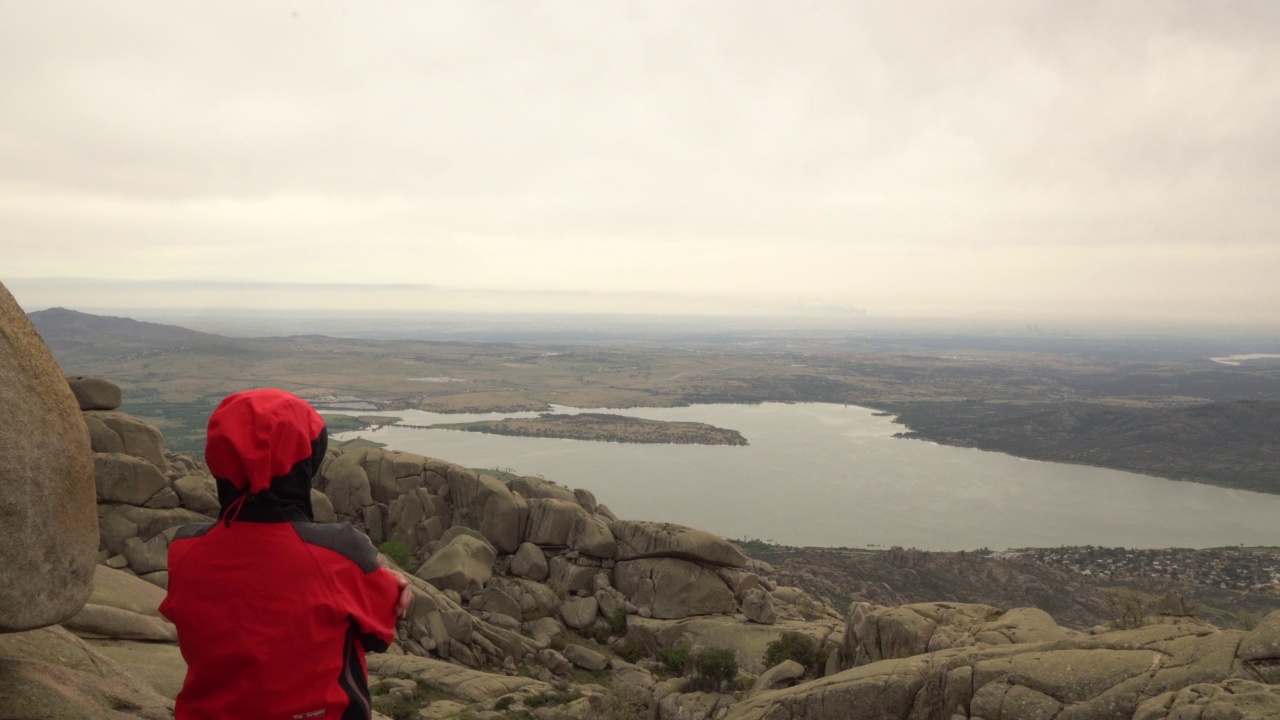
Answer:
[161, 521, 399, 720]
[160, 389, 400, 720]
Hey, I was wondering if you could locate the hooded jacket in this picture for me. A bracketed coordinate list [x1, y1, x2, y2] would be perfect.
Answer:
[159, 389, 400, 720]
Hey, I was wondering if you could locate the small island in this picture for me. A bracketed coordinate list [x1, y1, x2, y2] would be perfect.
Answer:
[430, 413, 748, 446]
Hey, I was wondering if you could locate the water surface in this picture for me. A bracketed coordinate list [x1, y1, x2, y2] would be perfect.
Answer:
[336, 403, 1280, 551]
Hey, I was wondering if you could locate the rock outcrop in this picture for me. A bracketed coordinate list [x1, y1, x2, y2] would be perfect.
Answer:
[0, 282, 97, 632]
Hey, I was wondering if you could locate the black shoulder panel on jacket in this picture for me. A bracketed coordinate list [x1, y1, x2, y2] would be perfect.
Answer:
[292, 522, 380, 574]
[173, 522, 215, 541]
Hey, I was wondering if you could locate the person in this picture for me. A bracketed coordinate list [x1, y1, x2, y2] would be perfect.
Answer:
[160, 388, 412, 720]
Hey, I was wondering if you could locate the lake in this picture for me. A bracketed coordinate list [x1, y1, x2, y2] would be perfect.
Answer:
[334, 402, 1280, 551]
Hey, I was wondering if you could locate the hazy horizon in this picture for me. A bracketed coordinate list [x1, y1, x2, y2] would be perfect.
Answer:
[4, 2, 1278, 324]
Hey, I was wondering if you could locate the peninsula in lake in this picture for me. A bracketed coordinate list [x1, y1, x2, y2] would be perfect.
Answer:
[426, 412, 748, 446]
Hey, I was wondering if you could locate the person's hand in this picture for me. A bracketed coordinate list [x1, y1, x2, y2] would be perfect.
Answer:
[391, 570, 412, 619]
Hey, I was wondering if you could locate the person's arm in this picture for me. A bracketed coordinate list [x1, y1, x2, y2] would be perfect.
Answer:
[294, 523, 406, 651]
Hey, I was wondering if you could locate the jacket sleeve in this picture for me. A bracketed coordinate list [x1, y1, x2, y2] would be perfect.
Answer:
[293, 523, 401, 652]
[330, 560, 401, 652]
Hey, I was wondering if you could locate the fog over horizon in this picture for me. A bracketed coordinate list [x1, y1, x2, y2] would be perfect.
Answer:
[3, 2, 1278, 326]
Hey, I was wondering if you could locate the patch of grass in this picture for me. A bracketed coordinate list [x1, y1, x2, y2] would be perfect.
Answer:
[378, 540, 413, 569]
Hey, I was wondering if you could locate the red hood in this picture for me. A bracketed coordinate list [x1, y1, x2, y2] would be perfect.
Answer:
[205, 389, 326, 495]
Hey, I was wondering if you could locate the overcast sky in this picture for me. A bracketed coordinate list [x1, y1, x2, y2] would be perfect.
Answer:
[2, 1, 1277, 324]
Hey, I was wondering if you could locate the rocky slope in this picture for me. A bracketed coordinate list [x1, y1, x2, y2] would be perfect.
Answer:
[7, 289, 1280, 718]
[750, 545, 1123, 630]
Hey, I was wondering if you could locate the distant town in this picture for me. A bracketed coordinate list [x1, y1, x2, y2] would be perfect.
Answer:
[998, 546, 1280, 592]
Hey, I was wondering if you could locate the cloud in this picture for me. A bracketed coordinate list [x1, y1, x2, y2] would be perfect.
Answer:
[1, 1, 1277, 322]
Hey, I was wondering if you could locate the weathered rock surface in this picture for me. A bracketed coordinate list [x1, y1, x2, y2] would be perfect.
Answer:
[612, 520, 750, 568]
[368, 653, 549, 701]
[1134, 679, 1280, 720]
[172, 473, 220, 515]
[63, 603, 178, 642]
[416, 533, 497, 596]
[568, 513, 617, 558]
[525, 498, 587, 547]
[448, 466, 528, 553]
[750, 660, 805, 696]
[726, 619, 1268, 720]
[0, 625, 173, 719]
[627, 615, 843, 675]
[67, 376, 123, 411]
[83, 410, 168, 471]
[614, 557, 737, 619]
[511, 542, 550, 581]
[317, 448, 376, 516]
[0, 283, 98, 631]
[510, 475, 579, 504]
[88, 565, 168, 617]
[742, 587, 777, 625]
[85, 639, 187, 700]
[843, 601, 1075, 667]
[94, 452, 170, 506]
[560, 596, 600, 630]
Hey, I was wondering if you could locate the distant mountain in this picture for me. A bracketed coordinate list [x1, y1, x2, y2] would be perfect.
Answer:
[28, 307, 238, 363]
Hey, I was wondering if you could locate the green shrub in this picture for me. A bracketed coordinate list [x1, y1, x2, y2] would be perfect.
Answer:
[690, 647, 738, 692]
[762, 632, 829, 678]
[583, 623, 612, 645]
[608, 607, 628, 635]
[661, 641, 692, 674]
[378, 541, 413, 569]
[613, 637, 648, 663]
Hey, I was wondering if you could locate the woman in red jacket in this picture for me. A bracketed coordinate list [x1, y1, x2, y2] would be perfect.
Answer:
[161, 389, 411, 720]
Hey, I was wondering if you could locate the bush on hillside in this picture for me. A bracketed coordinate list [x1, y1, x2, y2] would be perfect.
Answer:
[689, 647, 738, 692]
[661, 642, 692, 675]
[762, 632, 829, 678]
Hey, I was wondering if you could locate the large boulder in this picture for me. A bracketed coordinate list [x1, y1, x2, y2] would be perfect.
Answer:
[366, 653, 548, 701]
[317, 448, 376, 517]
[63, 604, 178, 642]
[611, 520, 750, 568]
[447, 466, 528, 553]
[0, 625, 173, 718]
[843, 602, 1074, 668]
[613, 558, 736, 619]
[415, 534, 497, 596]
[87, 565, 167, 617]
[82, 410, 168, 471]
[568, 514, 617, 558]
[511, 542, 549, 581]
[360, 448, 432, 505]
[97, 504, 208, 555]
[66, 376, 123, 411]
[0, 284, 98, 631]
[94, 452, 170, 506]
[1135, 679, 1280, 720]
[173, 474, 220, 515]
[525, 498, 588, 547]
[726, 621, 1254, 720]
[85, 640, 187, 701]
[386, 487, 447, 554]
[626, 615, 842, 675]
[510, 475, 579, 504]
